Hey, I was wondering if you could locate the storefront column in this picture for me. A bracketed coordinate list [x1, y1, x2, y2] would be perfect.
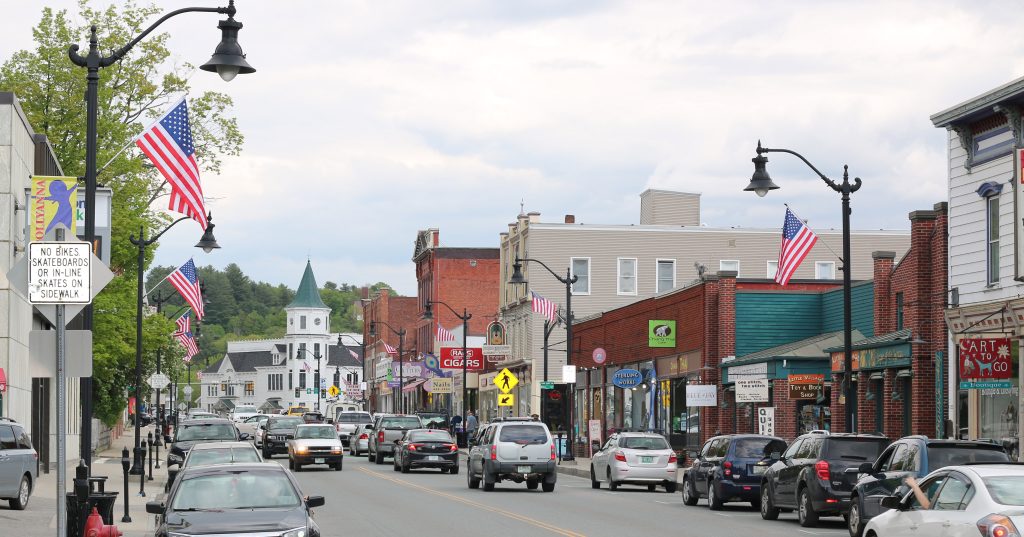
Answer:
[773, 379, 796, 440]
[882, 369, 899, 439]
[911, 352, 936, 436]
[831, 373, 847, 433]
[717, 387, 735, 434]
[857, 371, 874, 434]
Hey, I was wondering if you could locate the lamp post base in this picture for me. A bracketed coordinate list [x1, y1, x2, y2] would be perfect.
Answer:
[128, 447, 145, 475]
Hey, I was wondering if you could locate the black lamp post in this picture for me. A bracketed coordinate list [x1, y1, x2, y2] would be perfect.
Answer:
[128, 215, 220, 475]
[296, 347, 325, 412]
[68, 0, 252, 465]
[422, 301, 472, 433]
[509, 256, 577, 461]
[370, 321, 406, 413]
[745, 141, 862, 432]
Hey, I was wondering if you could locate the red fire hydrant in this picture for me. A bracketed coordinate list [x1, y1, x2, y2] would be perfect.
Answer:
[83, 507, 122, 537]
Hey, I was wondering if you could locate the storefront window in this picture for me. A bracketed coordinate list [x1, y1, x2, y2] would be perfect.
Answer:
[971, 340, 1019, 460]
[605, 385, 617, 435]
[797, 387, 831, 434]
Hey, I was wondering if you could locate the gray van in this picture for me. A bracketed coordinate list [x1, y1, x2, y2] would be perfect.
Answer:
[0, 418, 37, 510]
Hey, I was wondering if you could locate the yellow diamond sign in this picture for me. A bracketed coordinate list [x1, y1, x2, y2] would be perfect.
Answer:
[327, 385, 340, 397]
[496, 368, 518, 393]
[498, 393, 515, 407]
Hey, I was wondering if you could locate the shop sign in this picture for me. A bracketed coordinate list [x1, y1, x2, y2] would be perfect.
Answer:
[960, 380, 1013, 390]
[486, 321, 507, 345]
[440, 347, 484, 370]
[685, 384, 717, 407]
[788, 374, 824, 400]
[479, 372, 498, 392]
[649, 320, 677, 348]
[758, 407, 775, 436]
[830, 344, 911, 372]
[959, 338, 1012, 380]
[727, 362, 768, 382]
[426, 377, 453, 394]
[374, 358, 392, 380]
[593, 347, 607, 365]
[612, 369, 643, 389]
[736, 379, 769, 403]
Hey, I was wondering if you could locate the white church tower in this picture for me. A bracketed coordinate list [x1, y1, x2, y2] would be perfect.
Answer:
[284, 260, 332, 410]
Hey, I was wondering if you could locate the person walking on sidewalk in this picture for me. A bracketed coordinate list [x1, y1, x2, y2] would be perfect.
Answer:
[466, 411, 478, 439]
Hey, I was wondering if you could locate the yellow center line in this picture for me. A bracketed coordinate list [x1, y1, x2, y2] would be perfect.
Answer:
[357, 467, 587, 537]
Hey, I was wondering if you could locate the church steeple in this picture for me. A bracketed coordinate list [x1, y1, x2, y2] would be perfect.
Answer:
[288, 260, 328, 309]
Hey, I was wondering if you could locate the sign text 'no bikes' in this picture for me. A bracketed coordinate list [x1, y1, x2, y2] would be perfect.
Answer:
[28, 242, 91, 304]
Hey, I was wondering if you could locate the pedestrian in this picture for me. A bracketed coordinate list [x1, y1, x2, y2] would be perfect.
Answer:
[466, 410, 478, 437]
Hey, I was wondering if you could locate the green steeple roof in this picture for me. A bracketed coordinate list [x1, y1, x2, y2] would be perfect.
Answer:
[287, 261, 328, 309]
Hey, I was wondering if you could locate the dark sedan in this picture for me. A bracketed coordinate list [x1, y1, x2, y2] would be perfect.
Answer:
[147, 463, 324, 537]
[166, 419, 246, 468]
[393, 429, 460, 474]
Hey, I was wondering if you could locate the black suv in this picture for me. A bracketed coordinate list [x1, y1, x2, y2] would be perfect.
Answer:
[262, 415, 304, 459]
[846, 436, 1008, 537]
[682, 434, 787, 509]
[166, 418, 244, 468]
[760, 432, 889, 527]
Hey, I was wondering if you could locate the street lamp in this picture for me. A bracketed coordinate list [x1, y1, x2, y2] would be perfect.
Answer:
[68, 0, 252, 466]
[370, 321, 406, 413]
[509, 256, 578, 461]
[128, 215, 219, 475]
[422, 301, 472, 438]
[744, 140, 862, 432]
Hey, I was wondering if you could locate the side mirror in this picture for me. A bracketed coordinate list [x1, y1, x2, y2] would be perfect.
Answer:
[686, 450, 698, 459]
[239, 433, 251, 441]
[145, 501, 165, 514]
[365, 424, 374, 430]
[306, 495, 326, 508]
[858, 462, 874, 474]
[770, 451, 781, 461]
[164, 435, 173, 444]
[880, 495, 904, 510]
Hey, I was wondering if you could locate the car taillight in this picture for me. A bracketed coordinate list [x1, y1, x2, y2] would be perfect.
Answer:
[449, 444, 459, 452]
[614, 452, 626, 462]
[491, 446, 497, 461]
[551, 444, 557, 461]
[408, 443, 419, 451]
[978, 514, 1022, 537]
[724, 461, 732, 476]
[815, 460, 830, 481]
[668, 454, 677, 464]
[359, 433, 368, 440]
[378, 431, 384, 443]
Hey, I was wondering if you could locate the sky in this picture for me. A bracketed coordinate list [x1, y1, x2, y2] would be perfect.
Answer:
[3, 0, 1024, 295]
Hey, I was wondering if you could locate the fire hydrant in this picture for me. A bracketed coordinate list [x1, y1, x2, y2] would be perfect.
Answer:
[83, 507, 122, 537]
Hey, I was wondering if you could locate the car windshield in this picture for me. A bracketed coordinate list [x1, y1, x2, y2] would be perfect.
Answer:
[409, 431, 453, 442]
[928, 445, 1008, 468]
[336, 413, 371, 424]
[421, 416, 448, 428]
[171, 471, 300, 510]
[499, 425, 548, 445]
[269, 418, 303, 431]
[823, 439, 888, 461]
[734, 438, 786, 459]
[295, 426, 336, 439]
[620, 436, 669, 450]
[187, 448, 261, 467]
[176, 424, 236, 442]
[985, 476, 1024, 505]
[381, 417, 422, 428]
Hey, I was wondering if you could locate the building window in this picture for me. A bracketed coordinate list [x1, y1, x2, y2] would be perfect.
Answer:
[269, 374, 283, 391]
[617, 258, 637, 295]
[288, 370, 293, 390]
[207, 385, 217, 396]
[987, 195, 1000, 284]
[815, 261, 836, 280]
[895, 292, 904, 331]
[299, 372, 307, 389]
[298, 343, 306, 360]
[225, 383, 235, 396]
[571, 257, 590, 294]
[767, 260, 779, 279]
[314, 343, 320, 358]
[720, 260, 740, 275]
[300, 316, 307, 329]
[288, 343, 293, 360]
[244, 382, 255, 396]
[656, 259, 675, 293]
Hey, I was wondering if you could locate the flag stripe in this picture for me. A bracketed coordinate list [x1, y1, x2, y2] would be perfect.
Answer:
[775, 208, 819, 286]
[531, 291, 558, 323]
[436, 323, 456, 342]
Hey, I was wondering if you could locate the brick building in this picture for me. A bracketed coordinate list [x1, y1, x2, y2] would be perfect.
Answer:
[363, 289, 419, 413]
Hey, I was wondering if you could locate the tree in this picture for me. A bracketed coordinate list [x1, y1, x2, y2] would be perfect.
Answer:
[0, 1, 244, 425]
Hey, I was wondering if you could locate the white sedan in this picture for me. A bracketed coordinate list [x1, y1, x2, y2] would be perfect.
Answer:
[864, 463, 1024, 537]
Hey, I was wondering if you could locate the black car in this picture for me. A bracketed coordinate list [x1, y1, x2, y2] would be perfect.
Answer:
[393, 429, 460, 474]
[760, 432, 889, 527]
[166, 419, 246, 468]
[682, 434, 787, 509]
[262, 416, 304, 459]
[147, 463, 324, 537]
[846, 436, 1008, 537]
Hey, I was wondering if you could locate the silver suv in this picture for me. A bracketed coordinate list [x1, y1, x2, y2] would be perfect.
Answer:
[466, 417, 556, 492]
[0, 419, 37, 510]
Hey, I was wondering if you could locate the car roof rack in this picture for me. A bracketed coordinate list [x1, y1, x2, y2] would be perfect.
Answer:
[489, 417, 539, 423]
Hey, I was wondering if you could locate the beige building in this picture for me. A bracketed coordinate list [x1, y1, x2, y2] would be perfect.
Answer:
[495, 189, 912, 423]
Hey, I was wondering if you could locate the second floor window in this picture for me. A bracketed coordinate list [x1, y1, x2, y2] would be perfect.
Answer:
[288, 370, 293, 390]
[720, 260, 739, 275]
[618, 258, 637, 295]
[657, 259, 675, 293]
[207, 385, 217, 396]
[268, 374, 283, 391]
[244, 382, 255, 396]
[767, 260, 779, 280]
[815, 261, 836, 280]
[571, 258, 590, 294]
[988, 195, 1000, 284]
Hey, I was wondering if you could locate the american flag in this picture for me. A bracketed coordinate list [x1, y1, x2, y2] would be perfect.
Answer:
[136, 98, 208, 230]
[176, 330, 199, 359]
[436, 323, 455, 342]
[173, 311, 191, 336]
[383, 342, 398, 355]
[302, 361, 311, 372]
[348, 349, 361, 362]
[775, 208, 819, 286]
[531, 291, 558, 323]
[168, 259, 204, 320]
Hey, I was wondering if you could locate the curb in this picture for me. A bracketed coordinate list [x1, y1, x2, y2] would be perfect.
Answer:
[555, 462, 590, 480]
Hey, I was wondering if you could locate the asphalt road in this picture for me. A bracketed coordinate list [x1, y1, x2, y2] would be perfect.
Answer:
[272, 453, 852, 537]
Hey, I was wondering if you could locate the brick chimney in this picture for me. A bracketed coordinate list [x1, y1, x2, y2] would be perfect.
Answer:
[872, 251, 896, 335]
[564, 214, 575, 224]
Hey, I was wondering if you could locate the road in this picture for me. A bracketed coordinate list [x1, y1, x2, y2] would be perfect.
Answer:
[276, 453, 851, 537]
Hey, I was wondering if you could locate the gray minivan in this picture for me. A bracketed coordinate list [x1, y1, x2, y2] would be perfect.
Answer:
[0, 419, 37, 510]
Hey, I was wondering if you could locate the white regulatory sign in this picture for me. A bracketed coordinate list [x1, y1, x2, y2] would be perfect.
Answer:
[28, 242, 92, 304]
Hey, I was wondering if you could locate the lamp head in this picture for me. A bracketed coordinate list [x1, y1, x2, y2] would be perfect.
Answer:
[200, 11, 256, 82]
[422, 302, 434, 320]
[368, 322, 377, 338]
[195, 213, 221, 253]
[509, 259, 527, 285]
[744, 150, 779, 197]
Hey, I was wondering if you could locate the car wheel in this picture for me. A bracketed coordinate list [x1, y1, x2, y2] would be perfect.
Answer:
[375, 451, 384, 465]
[682, 478, 699, 506]
[401, 460, 410, 474]
[648, 484, 657, 492]
[664, 481, 677, 493]
[450, 465, 459, 475]
[607, 469, 618, 491]
[798, 488, 819, 528]
[542, 481, 555, 492]
[294, 463, 302, 472]
[393, 458, 400, 472]
[708, 480, 724, 510]
[483, 472, 496, 491]
[467, 463, 480, 489]
[527, 479, 539, 490]
[761, 484, 780, 520]
[9, 475, 30, 510]
[849, 498, 864, 537]
[590, 465, 600, 489]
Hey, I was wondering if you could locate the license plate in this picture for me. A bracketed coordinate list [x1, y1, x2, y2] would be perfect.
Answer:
[752, 465, 765, 475]
[428, 456, 440, 461]
[517, 465, 531, 473]
[641, 456, 654, 463]
[314, 458, 325, 464]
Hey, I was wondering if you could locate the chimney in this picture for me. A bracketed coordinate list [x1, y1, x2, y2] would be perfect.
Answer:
[564, 214, 575, 224]
[872, 251, 896, 334]
[528, 211, 541, 224]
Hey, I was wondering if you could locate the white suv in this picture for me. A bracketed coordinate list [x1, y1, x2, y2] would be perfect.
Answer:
[466, 417, 557, 492]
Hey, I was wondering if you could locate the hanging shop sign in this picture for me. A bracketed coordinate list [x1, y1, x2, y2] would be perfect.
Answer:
[440, 347, 485, 370]
[959, 338, 1012, 386]
[788, 374, 825, 400]
[830, 344, 911, 372]
[726, 362, 768, 382]
[735, 378, 770, 403]
[758, 407, 775, 436]
[612, 368, 643, 389]
[593, 347, 607, 365]
[685, 384, 717, 407]
[648, 320, 676, 348]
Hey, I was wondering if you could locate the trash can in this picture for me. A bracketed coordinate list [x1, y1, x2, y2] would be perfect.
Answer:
[66, 492, 118, 536]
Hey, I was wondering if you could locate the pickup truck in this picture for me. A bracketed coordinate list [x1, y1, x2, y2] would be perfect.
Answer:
[334, 411, 372, 446]
[367, 414, 422, 464]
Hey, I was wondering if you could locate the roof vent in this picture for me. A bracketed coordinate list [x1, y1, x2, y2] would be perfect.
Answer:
[564, 214, 575, 224]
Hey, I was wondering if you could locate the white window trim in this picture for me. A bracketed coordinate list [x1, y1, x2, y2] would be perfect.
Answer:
[617, 257, 638, 296]
[570, 257, 591, 295]
[720, 259, 740, 275]
[815, 261, 836, 280]
[987, 195, 1000, 286]
[766, 260, 779, 279]
[656, 258, 676, 293]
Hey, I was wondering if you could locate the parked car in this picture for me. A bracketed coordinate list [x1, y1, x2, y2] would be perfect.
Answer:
[760, 431, 890, 527]
[166, 441, 262, 492]
[348, 424, 371, 457]
[166, 419, 247, 468]
[466, 417, 557, 492]
[288, 424, 344, 471]
[0, 418, 37, 510]
[229, 405, 259, 423]
[302, 412, 325, 424]
[681, 433, 786, 508]
[591, 432, 679, 493]
[286, 406, 309, 416]
[261, 416, 304, 459]
[367, 414, 422, 464]
[148, 463, 325, 537]
[847, 437, 1009, 537]
[334, 411, 372, 446]
[864, 463, 1024, 537]
[393, 429, 459, 474]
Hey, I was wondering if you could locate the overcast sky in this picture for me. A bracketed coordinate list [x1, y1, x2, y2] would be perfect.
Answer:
[3, 1, 1023, 295]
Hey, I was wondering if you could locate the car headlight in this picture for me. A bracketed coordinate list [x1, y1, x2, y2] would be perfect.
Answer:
[294, 446, 308, 454]
[331, 448, 342, 454]
[281, 528, 307, 537]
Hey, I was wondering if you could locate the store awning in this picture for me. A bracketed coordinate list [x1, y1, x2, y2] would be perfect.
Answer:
[402, 379, 426, 393]
[214, 398, 235, 411]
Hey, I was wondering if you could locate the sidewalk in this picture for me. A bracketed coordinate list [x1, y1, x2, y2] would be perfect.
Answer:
[28, 425, 168, 537]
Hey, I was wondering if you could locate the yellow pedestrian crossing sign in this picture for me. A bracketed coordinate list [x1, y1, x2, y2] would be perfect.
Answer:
[498, 393, 515, 407]
[496, 368, 518, 393]
[327, 385, 340, 397]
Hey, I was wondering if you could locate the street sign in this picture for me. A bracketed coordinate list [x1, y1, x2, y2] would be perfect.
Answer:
[758, 407, 775, 436]
[328, 385, 340, 397]
[439, 347, 484, 370]
[498, 393, 514, 407]
[562, 365, 577, 383]
[5, 244, 113, 326]
[147, 373, 170, 389]
[183, 385, 193, 396]
[320, 377, 327, 389]
[540, 381, 555, 390]
[306, 388, 313, 395]
[482, 344, 511, 356]
[27, 241, 92, 304]
[178, 403, 187, 411]
[496, 368, 518, 393]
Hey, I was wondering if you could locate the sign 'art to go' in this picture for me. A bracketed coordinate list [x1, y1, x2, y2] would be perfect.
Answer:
[959, 338, 1012, 380]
